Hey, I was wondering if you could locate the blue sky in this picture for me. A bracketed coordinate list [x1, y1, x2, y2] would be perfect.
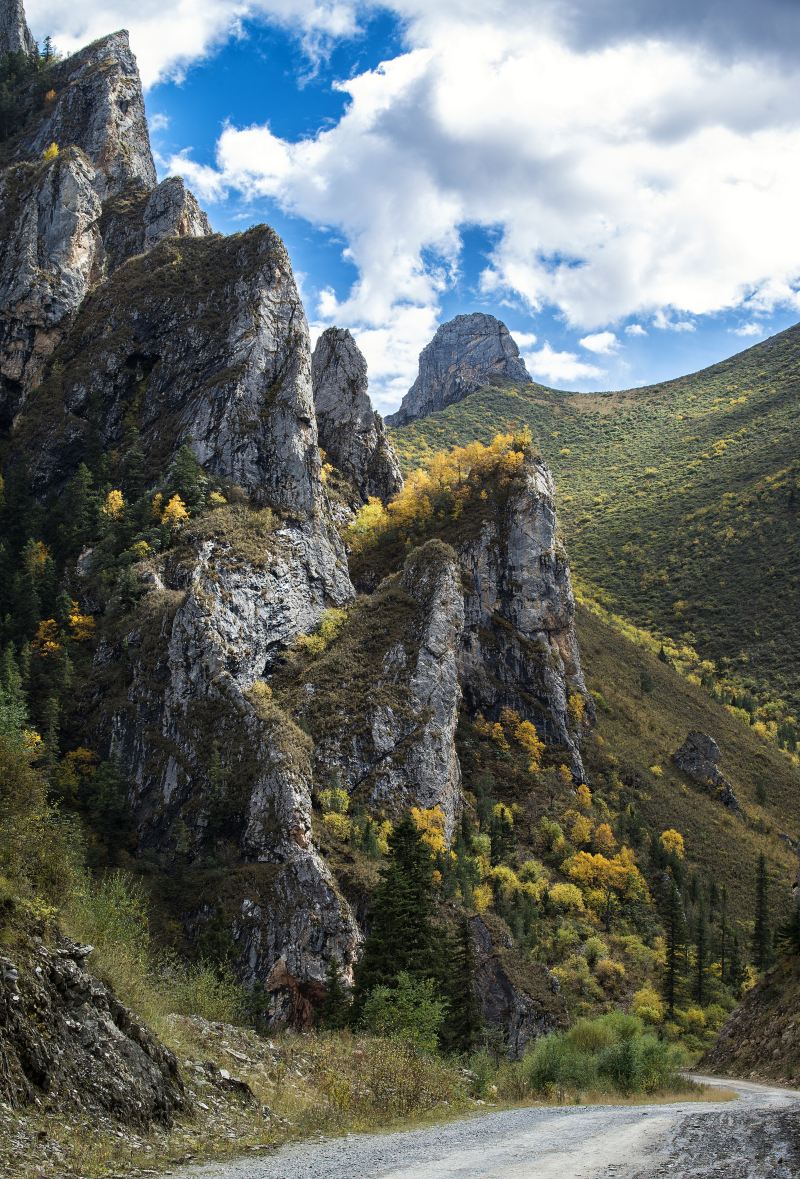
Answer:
[27, 0, 800, 412]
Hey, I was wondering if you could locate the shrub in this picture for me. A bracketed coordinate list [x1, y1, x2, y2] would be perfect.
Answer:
[632, 984, 665, 1025]
[548, 882, 585, 912]
[522, 1014, 681, 1099]
[323, 812, 352, 841]
[361, 972, 448, 1052]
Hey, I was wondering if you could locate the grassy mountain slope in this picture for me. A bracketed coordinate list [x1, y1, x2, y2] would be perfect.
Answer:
[575, 603, 798, 924]
[392, 326, 800, 740]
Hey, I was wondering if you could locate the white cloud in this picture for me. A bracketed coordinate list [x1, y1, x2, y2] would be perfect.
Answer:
[523, 343, 603, 387]
[579, 330, 618, 354]
[732, 321, 764, 337]
[148, 112, 170, 132]
[625, 323, 647, 336]
[30, 1, 800, 406]
[653, 310, 696, 332]
[511, 331, 538, 349]
[26, 0, 362, 88]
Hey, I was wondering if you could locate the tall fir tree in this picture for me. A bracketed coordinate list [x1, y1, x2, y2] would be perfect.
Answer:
[353, 814, 442, 1010]
[440, 916, 481, 1053]
[694, 907, 708, 1005]
[752, 852, 772, 971]
[661, 872, 687, 1017]
[319, 957, 352, 1030]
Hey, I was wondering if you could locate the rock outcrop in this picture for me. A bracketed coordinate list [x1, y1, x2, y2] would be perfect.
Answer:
[20, 229, 322, 508]
[457, 457, 591, 779]
[0, 0, 35, 56]
[0, 12, 209, 423]
[95, 506, 359, 1014]
[471, 915, 568, 1057]
[386, 312, 531, 426]
[293, 540, 465, 838]
[0, 935, 184, 1123]
[673, 731, 740, 811]
[312, 327, 403, 505]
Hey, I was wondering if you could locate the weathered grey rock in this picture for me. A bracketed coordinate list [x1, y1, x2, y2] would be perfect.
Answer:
[11, 30, 156, 199]
[0, 935, 184, 1123]
[302, 540, 465, 837]
[672, 731, 741, 811]
[0, 0, 36, 56]
[0, 24, 209, 423]
[386, 312, 531, 426]
[471, 914, 567, 1058]
[457, 456, 591, 779]
[0, 149, 103, 420]
[20, 228, 323, 510]
[101, 176, 211, 274]
[97, 510, 358, 1020]
[312, 327, 403, 504]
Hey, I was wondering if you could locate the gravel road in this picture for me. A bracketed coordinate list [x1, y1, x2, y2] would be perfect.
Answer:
[168, 1075, 800, 1179]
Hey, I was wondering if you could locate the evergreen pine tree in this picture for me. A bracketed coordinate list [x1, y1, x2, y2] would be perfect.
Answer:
[661, 872, 687, 1018]
[440, 916, 481, 1054]
[719, 886, 728, 982]
[694, 908, 708, 1005]
[319, 957, 352, 1030]
[752, 853, 772, 970]
[353, 814, 441, 1010]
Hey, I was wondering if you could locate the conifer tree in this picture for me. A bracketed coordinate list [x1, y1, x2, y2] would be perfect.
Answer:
[694, 907, 708, 1005]
[353, 814, 441, 1010]
[752, 853, 772, 971]
[441, 916, 481, 1053]
[319, 957, 351, 1030]
[728, 930, 743, 992]
[719, 886, 728, 982]
[661, 872, 687, 1018]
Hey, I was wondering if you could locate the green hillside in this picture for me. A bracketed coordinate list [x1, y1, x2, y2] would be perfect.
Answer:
[392, 325, 800, 750]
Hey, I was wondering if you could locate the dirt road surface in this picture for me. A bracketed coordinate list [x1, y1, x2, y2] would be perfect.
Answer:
[169, 1074, 800, 1179]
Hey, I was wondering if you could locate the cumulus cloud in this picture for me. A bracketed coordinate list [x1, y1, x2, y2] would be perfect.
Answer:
[625, 323, 647, 337]
[511, 331, 538, 349]
[31, 0, 800, 405]
[522, 343, 603, 387]
[653, 310, 696, 333]
[732, 322, 764, 338]
[579, 331, 618, 354]
[26, 0, 362, 87]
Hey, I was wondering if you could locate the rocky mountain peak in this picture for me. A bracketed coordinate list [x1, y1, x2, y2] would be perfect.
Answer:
[386, 312, 531, 426]
[0, 0, 36, 56]
[0, 19, 210, 423]
[312, 326, 403, 504]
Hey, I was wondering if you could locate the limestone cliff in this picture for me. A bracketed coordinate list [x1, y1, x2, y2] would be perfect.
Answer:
[0, 8, 208, 421]
[19, 229, 321, 509]
[285, 540, 465, 838]
[0, 0, 35, 55]
[458, 457, 590, 778]
[312, 327, 403, 505]
[386, 312, 531, 426]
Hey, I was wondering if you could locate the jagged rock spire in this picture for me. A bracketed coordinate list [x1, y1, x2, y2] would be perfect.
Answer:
[387, 312, 531, 426]
[0, 0, 37, 56]
[312, 327, 403, 504]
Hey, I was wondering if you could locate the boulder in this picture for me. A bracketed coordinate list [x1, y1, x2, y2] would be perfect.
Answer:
[672, 731, 741, 811]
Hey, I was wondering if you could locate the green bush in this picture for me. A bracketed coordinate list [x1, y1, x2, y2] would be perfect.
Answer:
[518, 1014, 683, 1098]
[362, 972, 448, 1052]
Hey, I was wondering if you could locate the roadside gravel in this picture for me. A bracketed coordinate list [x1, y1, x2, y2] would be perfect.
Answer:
[167, 1076, 799, 1179]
